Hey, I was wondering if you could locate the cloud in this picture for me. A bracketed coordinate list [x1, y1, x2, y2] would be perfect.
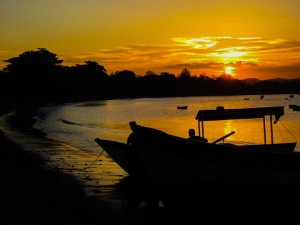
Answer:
[59, 36, 300, 78]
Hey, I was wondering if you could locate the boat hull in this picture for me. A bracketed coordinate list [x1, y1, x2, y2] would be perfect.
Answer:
[95, 138, 149, 178]
[239, 143, 296, 152]
[130, 123, 300, 185]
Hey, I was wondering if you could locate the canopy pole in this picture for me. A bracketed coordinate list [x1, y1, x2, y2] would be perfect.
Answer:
[270, 115, 274, 144]
[198, 120, 201, 137]
[263, 116, 266, 144]
[200, 116, 205, 138]
[202, 121, 205, 138]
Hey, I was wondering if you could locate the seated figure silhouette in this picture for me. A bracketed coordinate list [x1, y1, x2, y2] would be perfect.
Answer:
[188, 128, 208, 143]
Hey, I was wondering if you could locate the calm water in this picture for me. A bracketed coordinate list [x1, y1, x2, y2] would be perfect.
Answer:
[35, 94, 300, 152]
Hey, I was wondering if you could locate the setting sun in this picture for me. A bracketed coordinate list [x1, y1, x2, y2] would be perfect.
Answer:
[224, 66, 235, 76]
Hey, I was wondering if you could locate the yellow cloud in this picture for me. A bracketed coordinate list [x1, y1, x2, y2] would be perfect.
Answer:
[37, 36, 300, 79]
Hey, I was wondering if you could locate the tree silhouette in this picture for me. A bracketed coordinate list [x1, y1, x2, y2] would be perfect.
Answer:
[63, 61, 109, 98]
[3, 48, 63, 78]
[1, 48, 64, 98]
[110, 70, 136, 81]
[178, 68, 191, 79]
[110, 70, 137, 97]
[70, 61, 108, 79]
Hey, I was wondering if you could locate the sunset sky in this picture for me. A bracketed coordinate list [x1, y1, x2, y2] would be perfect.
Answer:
[1, 0, 300, 79]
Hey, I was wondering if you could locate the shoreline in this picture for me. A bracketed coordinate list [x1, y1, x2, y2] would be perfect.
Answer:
[0, 101, 164, 224]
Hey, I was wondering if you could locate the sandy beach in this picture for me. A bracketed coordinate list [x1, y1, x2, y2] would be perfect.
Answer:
[1, 98, 300, 224]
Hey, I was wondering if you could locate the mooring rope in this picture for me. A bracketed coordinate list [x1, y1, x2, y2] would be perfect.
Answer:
[81, 149, 105, 171]
[275, 123, 285, 142]
[279, 120, 299, 143]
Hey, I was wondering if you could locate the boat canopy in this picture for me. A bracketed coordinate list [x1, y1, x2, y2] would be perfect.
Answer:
[195, 106, 285, 144]
[195, 106, 284, 124]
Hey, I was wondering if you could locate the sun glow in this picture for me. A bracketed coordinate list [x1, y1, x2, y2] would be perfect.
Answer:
[224, 66, 235, 76]
[211, 51, 247, 63]
[172, 37, 217, 49]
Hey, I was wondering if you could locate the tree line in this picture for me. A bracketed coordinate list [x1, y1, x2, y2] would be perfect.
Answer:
[0, 48, 299, 103]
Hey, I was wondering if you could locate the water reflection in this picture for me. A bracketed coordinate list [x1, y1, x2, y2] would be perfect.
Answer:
[224, 120, 235, 142]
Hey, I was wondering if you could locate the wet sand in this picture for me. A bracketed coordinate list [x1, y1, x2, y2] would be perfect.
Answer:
[2, 99, 300, 224]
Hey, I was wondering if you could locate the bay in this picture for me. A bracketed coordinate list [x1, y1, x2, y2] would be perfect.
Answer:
[35, 94, 300, 153]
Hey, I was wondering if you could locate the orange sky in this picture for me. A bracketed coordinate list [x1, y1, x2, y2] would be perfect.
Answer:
[1, 0, 300, 79]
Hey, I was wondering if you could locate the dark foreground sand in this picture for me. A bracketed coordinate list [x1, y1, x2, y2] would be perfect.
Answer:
[1, 100, 300, 225]
[0, 102, 159, 225]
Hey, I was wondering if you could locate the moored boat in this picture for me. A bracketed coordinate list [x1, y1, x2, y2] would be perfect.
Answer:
[95, 106, 297, 184]
[289, 104, 300, 111]
[127, 106, 297, 185]
[129, 120, 299, 185]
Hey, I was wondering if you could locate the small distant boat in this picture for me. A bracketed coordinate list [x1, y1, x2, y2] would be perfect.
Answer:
[289, 104, 300, 111]
[244, 98, 249, 100]
[177, 106, 188, 110]
[260, 95, 264, 99]
[294, 106, 300, 111]
[289, 94, 294, 98]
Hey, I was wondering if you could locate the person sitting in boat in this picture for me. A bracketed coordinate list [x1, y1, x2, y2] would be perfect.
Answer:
[188, 128, 208, 142]
[126, 132, 136, 146]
